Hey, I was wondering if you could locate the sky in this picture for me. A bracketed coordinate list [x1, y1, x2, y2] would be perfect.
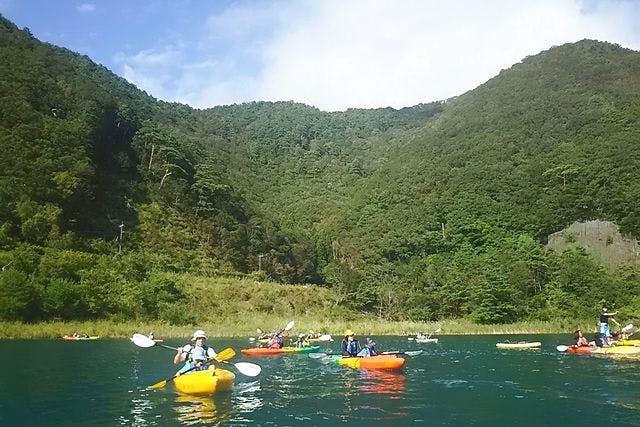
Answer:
[1, 0, 640, 111]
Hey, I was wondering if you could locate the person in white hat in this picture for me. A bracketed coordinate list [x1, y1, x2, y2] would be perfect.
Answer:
[295, 333, 309, 348]
[174, 329, 217, 374]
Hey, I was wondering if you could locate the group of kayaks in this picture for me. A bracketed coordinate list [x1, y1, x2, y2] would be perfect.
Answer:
[494, 339, 640, 356]
[240, 346, 321, 355]
[62, 334, 99, 341]
[560, 339, 640, 355]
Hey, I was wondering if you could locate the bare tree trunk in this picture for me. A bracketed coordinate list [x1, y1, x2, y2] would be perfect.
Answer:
[159, 169, 172, 188]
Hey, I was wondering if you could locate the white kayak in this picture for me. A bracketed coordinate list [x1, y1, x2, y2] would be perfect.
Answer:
[496, 341, 541, 349]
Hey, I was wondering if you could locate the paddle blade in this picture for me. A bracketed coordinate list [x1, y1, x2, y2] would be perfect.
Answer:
[256, 328, 263, 335]
[320, 356, 335, 364]
[284, 321, 295, 331]
[216, 347, 236, 362]
[308, 352, 328, 359]
[622, 323, 634, 333]
[557, 345, 569, 352]
[131, 333, 156, 348]
[318, 334, 333, 342]
[234, 362, 261, 377]
[404, 350, 423, 356]
[434, 328, 442, 334]
[148, 380, 167, 390]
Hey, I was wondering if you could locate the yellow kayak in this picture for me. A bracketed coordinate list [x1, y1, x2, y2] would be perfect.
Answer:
[173, 369, 235, 395]
[591, 346, 640, 355]
[613, 339, 640, 346]
[496, 342, 541, 349]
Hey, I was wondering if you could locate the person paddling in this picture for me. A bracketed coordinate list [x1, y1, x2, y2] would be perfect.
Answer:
[341, 329, 360, 357]
[295, 333, 309, 348]
[266, 331, 284, 349]
[357, 337, 378, 356]
[174, 329, 217, 375]
[571, 330, 590, 347]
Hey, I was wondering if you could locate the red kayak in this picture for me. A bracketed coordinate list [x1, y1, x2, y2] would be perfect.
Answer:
[566, 345, 594, 353]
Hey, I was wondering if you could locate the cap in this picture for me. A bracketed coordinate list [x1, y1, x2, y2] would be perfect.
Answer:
[344, 329, 354, 336]
[191, 329, 207, 341]
[299, 333, 305, 338]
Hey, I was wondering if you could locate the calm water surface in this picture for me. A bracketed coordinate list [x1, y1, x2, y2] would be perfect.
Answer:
[1, 335, 639, 426]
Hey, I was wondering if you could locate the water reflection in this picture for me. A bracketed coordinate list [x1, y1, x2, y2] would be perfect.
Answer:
[358, 369, 406, 397]
[174, 393, 232, 426]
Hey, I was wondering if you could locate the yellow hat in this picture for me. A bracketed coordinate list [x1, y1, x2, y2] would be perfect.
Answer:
[344, 329, 354, 336]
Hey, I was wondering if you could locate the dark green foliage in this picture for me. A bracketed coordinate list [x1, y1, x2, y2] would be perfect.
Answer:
[0, 269, 39, 320]
[2, 14, 640, 324]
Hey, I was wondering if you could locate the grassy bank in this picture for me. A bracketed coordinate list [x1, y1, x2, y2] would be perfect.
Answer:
[0, 317, 597, 339]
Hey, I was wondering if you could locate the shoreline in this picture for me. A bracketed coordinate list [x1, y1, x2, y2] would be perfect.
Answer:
[0, 318, 596, 339]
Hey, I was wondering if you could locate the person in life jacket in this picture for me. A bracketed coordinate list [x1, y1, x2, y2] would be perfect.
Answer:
[174, 329, 217, 375]
[267, 331, 284, 349]
[341, 329, 360, 357]
[571, 330, 590, 347]
[295, 333, 309, 348]
[598, 307, 619, 340]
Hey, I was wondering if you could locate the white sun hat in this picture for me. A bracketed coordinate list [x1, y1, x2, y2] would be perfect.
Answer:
[191, 330, 207, 341]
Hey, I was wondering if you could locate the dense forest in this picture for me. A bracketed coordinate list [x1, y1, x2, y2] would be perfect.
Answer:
[1, 14, 640, 325]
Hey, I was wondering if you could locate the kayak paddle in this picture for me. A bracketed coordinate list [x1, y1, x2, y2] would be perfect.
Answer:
[308, 352, 330, 359]
[283, 321, 295, 333]
[148, 360, 207, 390]
[131, 333, 261, 377]
[556, 345, 569, 352]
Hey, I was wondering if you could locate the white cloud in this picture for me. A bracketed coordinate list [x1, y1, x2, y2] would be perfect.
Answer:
[255, 0, 640, 111]
[117, 0, 640, 111]
[76, 3, 95, 13]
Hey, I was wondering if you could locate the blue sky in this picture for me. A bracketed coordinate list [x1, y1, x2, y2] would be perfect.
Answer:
[2, 0, 640, 111]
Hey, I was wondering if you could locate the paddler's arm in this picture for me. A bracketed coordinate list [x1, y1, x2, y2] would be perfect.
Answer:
[174, 344, 191, 364]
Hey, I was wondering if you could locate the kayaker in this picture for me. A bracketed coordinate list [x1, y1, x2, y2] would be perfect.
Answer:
[357, 337, 378, 356]
[295, 333, 309, 348]
[266, 332, 284, 349]
[599, 307, 619, 340]
[341, 329, 360, 357]
[571, 330, 590, 347]
[174, 329, 217, 374]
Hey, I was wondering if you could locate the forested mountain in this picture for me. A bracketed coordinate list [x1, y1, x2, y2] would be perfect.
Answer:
[1, 14, 639, 324]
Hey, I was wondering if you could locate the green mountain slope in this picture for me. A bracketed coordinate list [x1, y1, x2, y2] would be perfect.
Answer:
[2, 13, 640, 325]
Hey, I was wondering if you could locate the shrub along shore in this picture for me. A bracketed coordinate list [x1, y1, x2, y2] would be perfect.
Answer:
[0, 317, 598, 339]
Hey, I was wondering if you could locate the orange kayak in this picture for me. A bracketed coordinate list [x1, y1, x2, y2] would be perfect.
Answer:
[332, 355, 406, 370]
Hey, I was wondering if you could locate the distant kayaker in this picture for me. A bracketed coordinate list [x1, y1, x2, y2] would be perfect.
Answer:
[266, 332, 284, 349]
[341, 329, 360, 357]
[174, 329, 217, 375]
[357, 337, 378, 356]
[571, 330, 590, 347]
[599, 308, 619, 339]
[295, 333, 309, 348]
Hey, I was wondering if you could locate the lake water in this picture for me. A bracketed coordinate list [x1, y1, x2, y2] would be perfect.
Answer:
[1, 335, 639, 426]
